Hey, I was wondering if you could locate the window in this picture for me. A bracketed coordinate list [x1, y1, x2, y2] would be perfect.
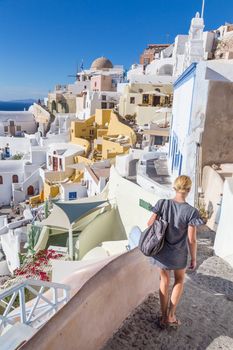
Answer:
[101, 102, 107, 109]
[16, 125, 21, 132]
[4, 126, 8, 133]
[130, 97, 135, 104]
[143, 58, 150, 65]
[102, 95, 106, 101]
[0, 176, 3, 185]
[59, 158, 63, 171]
[12, 175, 18, 183]
[152, 96, 160, 106]
[94, 82, 97, 87]
[109, 103, 114, 109]
[69, 192, 77, 200]
[142, 94, 149, 104]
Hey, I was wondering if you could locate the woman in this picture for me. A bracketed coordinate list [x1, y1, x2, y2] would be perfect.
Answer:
[147, 175, 203, 328]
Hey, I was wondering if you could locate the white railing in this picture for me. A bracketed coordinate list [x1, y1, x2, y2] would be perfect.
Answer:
[0, 279, 70, 334]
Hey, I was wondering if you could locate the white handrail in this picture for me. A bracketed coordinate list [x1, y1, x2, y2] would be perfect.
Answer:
[0, 278, 70, 334]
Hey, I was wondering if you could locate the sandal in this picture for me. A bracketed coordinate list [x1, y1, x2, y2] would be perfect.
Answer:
[167, 319, 181, 328]
[158, 316, 167, 329]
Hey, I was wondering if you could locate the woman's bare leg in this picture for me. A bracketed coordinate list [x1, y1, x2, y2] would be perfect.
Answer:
[167, 268, 186, 323]
[159, 269, 170, 321]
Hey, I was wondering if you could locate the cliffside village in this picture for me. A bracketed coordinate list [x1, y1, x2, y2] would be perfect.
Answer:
[0, 11, 233, 349]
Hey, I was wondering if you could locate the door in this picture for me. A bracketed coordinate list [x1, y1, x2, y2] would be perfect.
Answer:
[9, 121, 15, 136]
[152, 96, 160, 106]
[27, 186, 34, 196]
[53, 157, 58, 171]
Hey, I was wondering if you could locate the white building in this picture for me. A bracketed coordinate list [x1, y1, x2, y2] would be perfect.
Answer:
[45, 143, 85, 186]
[48, 56, 124, 118]
[76, 90, 121, 120]
[77, 57, 124, 86]
[127, 12, 216, 83]
[0, 111, 37, 136]
[0, 135, 85, 205]
[49, 113, 77, 135]
[0, 161, 25, 205]
[83, 164, 110, 197]
[169, 59, 233, 205]
[60, 182, 87, 201]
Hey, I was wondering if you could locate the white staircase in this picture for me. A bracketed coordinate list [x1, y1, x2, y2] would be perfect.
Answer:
[0, 278, 70, 348]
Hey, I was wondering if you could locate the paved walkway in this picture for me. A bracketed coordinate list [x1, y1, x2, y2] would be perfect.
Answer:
[102, 229, 233, 350]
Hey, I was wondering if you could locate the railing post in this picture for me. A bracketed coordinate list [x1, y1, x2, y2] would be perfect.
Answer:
[53, 287, 58, 313]
[19, 285, 27, 324]
[65, 287, 70, 303]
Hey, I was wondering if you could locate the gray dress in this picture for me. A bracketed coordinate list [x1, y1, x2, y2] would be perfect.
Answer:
[151, 199, 203, 270]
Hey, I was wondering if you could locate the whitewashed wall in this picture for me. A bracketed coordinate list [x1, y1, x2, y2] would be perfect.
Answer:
[202, 166, 224, 230]
[60, 183, 87, 201]
[170, 62, 209, 204]
[83, 170, 99, 197]
[0, 111, 37, 136]
[214, 178, 233, 267]
[0, 136, 31, 155]
[0, 160, 24, 205]
[115, 153, 133, 177]
[108, 167, 161, 235]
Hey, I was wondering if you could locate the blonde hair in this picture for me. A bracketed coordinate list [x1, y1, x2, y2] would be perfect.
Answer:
[173, 175, 192, 193]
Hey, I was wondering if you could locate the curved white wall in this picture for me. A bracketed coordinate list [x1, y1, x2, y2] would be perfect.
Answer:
[22, 249, 159, 350]
[108, 167, 159, 234]
[214, 178, 233, 267]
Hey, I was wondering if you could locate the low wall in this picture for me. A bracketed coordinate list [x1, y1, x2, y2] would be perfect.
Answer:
[214, 178, 233, 267]
[21, 249, 159, 350]
[137, 173, 173, 199]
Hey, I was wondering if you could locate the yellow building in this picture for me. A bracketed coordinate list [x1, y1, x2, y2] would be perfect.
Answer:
[44, 182, 60, 200]
[71, 109, 136, 161]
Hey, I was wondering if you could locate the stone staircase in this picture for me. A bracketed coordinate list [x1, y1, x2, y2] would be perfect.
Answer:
[102, 228, 233, 350]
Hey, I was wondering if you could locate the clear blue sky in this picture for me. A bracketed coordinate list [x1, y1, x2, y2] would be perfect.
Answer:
[0, 0, 233, 100]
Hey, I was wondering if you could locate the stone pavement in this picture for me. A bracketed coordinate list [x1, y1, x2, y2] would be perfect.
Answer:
[102, 229, 233, 350]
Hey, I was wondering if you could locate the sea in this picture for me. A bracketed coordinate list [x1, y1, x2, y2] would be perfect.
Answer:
[0, 101, 33, 111]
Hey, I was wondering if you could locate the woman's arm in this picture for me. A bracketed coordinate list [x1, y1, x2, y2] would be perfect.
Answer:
[147, 213, 158, 227]
[187, 225, 197, 269]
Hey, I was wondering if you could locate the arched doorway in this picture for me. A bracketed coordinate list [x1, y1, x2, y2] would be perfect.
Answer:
[62, 102, 69, 113]
[51, 100, 57, 113]
[27, 185, 34, 196]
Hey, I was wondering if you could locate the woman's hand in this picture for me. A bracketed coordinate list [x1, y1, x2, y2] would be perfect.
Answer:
[188, 259, 197, 271]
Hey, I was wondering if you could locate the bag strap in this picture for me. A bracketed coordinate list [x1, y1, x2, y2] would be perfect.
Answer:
[160, 199, 169, 221]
